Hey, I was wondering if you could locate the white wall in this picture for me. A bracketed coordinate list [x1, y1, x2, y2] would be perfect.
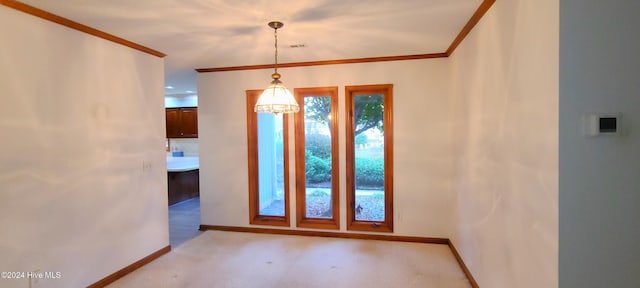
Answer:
[0, 6, 167, 288]
[560, 0, 640, 287]
[198, 59, 454, 237]
[449, 0, 559, 287]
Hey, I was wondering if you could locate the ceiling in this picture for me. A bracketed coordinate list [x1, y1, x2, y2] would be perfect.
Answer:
[17, 0, 483, 96]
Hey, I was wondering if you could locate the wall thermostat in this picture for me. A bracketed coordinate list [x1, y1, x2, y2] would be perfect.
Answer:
[585, 113, 622, 137]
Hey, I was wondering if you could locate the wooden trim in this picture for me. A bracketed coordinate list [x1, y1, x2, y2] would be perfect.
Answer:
[246, 90, 290, 227]
[87, 245, 171, 288]
[345, 84, 394, 233]
[246, 90, 259, 224]
[196, 53, 448, 73]
[283, 110, 291, 223]
[448, 240, 480, 288]
[0, 0, 165, 58]
[384, 86, 394, 231]
[445, 0, 496, 56]
[294, 87, 340, 230]
[199, 225, 448, 244]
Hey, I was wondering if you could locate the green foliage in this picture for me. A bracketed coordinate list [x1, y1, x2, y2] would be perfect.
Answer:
[305, 134, 331, 159]
[308, 189, 329, 197]
[355, 158, 384, 187]
[355, 133, 368, 145]
[306, 155, 331, 183]
[303, 94, 384, 137]
[354, 95, 384, 135]
[304, 97, 331, 124]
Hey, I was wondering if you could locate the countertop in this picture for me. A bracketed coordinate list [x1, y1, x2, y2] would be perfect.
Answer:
[167, 156, 199, 172]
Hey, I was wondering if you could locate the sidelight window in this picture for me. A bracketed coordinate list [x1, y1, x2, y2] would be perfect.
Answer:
[246, 89, 290, 226]
[294, 87, 340, 229]
[345, 84, 394, 232]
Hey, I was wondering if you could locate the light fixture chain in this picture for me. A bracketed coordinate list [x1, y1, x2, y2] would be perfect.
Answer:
[274, 26, 278, 74]
[255, 21, 299, 114]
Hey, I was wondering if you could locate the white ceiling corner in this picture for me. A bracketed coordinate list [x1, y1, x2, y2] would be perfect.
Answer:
[16, 0, 483, 95]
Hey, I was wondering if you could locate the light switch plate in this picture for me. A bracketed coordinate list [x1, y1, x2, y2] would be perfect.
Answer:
[584, 113, 622, 137]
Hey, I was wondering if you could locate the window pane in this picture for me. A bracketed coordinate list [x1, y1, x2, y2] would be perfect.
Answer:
[257, 113, 285, 216]
[304, 96, 333, 218]
[353, 94, 385, 222]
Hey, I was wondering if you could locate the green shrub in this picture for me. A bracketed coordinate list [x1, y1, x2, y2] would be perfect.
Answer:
[306, 155, 331, 183]
[355, 158, 384, 187]
[305, 134, 331, 159]
[308, 189, 329, 197]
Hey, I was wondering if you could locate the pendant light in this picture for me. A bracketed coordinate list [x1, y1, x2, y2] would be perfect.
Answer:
[254, 21, 300, 114]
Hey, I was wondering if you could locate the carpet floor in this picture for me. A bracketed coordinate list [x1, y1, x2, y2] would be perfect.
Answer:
[107, 230, 471, 288]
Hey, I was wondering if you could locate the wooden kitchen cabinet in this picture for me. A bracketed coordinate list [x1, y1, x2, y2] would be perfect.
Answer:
[166, 107, 198, 138]
[168, 169, 200, 205]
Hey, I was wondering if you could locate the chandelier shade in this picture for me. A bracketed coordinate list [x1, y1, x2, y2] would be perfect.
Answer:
[255, 78, 299, 113]
[254, 21, 299, 114]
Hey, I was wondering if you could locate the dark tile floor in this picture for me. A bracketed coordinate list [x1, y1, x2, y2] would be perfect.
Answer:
[169, 197, 202, 247]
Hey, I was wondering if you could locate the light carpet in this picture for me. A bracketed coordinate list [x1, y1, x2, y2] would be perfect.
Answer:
[107, 230, 471, 288]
